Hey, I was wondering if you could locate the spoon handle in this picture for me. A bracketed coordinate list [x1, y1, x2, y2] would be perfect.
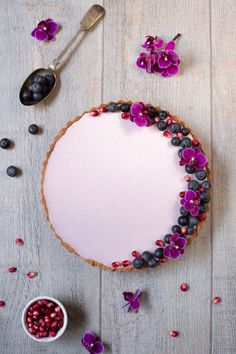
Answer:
[49, 5, 105, 71]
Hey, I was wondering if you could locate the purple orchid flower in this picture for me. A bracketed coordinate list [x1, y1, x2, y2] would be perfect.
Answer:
[31, 19, 59, 41]
[180, 147, 208, 170]
[123, 289, 142, 312]
[130, 102, 151, 127]
[142, 35, 164, 52]
[81, 332, 104, 354]
[180, 190, 201, 216]
[164, 233, 187, 259]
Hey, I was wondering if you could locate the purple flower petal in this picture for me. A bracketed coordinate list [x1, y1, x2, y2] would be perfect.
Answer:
[131, 299, 140, 311]
[185, 190, 197, 201]
[46, 20, 58, 34]
[164, 246, 171, 257]
[136, 56, 147, 69]
[190, 206, 200, 216]
[82, 332, 96, 346]
[194, 147, 202, 155]
[154, 39, 164, 48]
[47, 33, 55, 41]
[31, 28, 37, 37]
[167, 64, 179, 76]
[130, 103, 144, 116]
[175, 237, 187, 249]
[133, 116, 149, 127]
[133, 289, 142, 299]
[170, 248, 181, 259]
[44, 18, 53, 23]
[146, 54, 156, 73]
[161, 70, 169, 77]
[165, 41, 175, 51]
[168, 50, 179, 64]
[93, 341, 105, 354]
[195, 153, 208, 166]
[35, 29, 48, 41]
[182, 148, 195, 161]
[157, 51, 171, 68]
[123, 292, 134, 302]
[171, 233, 180, 242]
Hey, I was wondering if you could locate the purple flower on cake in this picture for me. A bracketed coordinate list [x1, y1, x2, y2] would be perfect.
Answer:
[180, 147, 208, 170]
[130, 102, 151, 127]
[31, 19, 59, 41]
[180, 190, 201, 216]
[122, 289, 142, 312]
[81, 332, 104, 353]
[164, 234, 187, 259]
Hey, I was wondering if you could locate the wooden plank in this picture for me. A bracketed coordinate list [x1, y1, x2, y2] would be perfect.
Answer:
[211, 1, 236, 353]
[0, 0, 103, 353]
[101, 0, 212, 353]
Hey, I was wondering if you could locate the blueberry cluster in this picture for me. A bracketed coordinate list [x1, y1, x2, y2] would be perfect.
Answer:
[133, 248, 164, 269]
[21, 73, 55, 104]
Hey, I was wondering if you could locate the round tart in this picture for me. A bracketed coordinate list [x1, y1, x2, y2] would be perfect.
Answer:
[41, 101, 210, 271]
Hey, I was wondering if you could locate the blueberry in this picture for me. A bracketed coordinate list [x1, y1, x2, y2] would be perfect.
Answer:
[148, 258, 158, 268]
[189, 216, 199, 227]
[149, 107, 158, 118]
[181, 137, 192, 148]
[107, 102, 119, 112]
[187, 225, 194, 235]
[154, 248, 163, 258]
[22, 89, 32, 101]
[28, 124, 39, 135]
[120, 103, 130, 112]
[158, 111, 168, 120]
[199, 203, 206, 214]
[29, 82, 42, 93]
[171, 225, 181, 233]
[32, 92, 43, 101]
[6, 166, 18, 177]
[157, 121, 167, 131]
[180, 207, 189, 216]
[178, 216, 189, 226]
[169, 123, 181, 133]
[171, 137, 181, 146]
[188, 180, 200, 191]
[141, 251, 153, 262]
[164, 234, 171, 244]
[202, 181, 211, 190]
[201, 191, 210, 203]
[133, 257, 145, 269]
[32, 75, 47, 85]
[196, 170, 207, 180]
[45, 74, 55, 86]
[178, 148, 183, 158]
[0, 138, 11, 149]
[182, 128, 189, 136]
[185, 165, 196, 174]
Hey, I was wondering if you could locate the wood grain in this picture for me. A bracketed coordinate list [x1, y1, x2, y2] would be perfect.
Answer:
[0, 0, 235, 353]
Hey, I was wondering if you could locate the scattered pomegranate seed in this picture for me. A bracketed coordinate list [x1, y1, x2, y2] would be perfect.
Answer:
[112, 262, 121, 268]
[8, 267, 17, 273]
[177, 132, 183, 138]
[122, 260, 131, 267]
[15, 238, 24, 245]
[184, 175, 192, 182]
[121, 112, 130, 119]
[163, 130, 172, 138]
[132, 251, 141, 258]
[199, 213, 206, 221]
[90, 110, 99, 117]
[213, 296, 221, 304]
[192, 139, 199, 146]
[27, 272, 38, 279]
[0, 300, 6, 307]
[170, 330, 179, 337]
[160, 257, 168, 263]
[99, 106, 107, 113]
[179, 191, 185, 198]
[155, 240, 165, 247]
[181, 228, 187, 235]
[179, 160, 185, 166]
[167, 118, 173, 125]
[180, 283, 189, 292]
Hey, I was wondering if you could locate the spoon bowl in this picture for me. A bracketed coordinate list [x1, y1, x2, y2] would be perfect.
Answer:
[20, 68, 56, 106]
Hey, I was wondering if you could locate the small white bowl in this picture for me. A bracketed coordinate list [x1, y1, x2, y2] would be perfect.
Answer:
[22, 296, 68, 342]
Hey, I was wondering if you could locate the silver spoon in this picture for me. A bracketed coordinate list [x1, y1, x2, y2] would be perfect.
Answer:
[19, 4, 105, 106]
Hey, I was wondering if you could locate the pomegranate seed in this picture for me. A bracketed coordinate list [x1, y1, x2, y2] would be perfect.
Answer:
[90, 110, 99, 117]
[33, 303, 40, 309]
[122, 260, 131, 267]
[8, 267, 17, 273]
[50, 321, 58, 328]
[160, 257, 167, 263]
[99, 106, 107, 113]
[33, 325, 39, 330]
[177, 132, 183, 138]
[179, 191, 185, 198]
[155, 240, 165, 247]
[15, 238, 24, 245]
[58, 320, 63, 328]
[50, 312, 56, 319]
[184, 175, 192, 182]
[179, 160, 185, 166]
[181, 228, 187, 235]
[47, 302, 54, 308]
[180, 283, 189, 292]
[199, 187, 204, 192]
[35, 333, 41, 339]
[57, 311, 64, 319]
[121, 112, 130, 119]
[132, 251, 141, 258]
[192, 139, 199, 146]
[27, 272, 37, 279]
[38, 319, 44, 324]
[154, 117, 160, 123]
[170, 330, 179, 337]
[32, 310, 39, 316]
[28, 327, 36, 334]
[112, 262, 121, 268]
[49, 330, 57, 337]
[0, 300, 5, 307]
[28, 323, 33, 328]
[27, 317, 33, 323]
[213, 296, 221, 304]
[199, 213, 206, 221]
[39, 326, 45, 332]
[167, 118, 173, 125]
[40, 299, 48, 305]
[163, 130, 172, 138]
[54, 306, 61, 313]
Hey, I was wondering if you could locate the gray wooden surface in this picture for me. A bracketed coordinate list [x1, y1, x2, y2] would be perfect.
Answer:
[0, 0, 235, 353]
